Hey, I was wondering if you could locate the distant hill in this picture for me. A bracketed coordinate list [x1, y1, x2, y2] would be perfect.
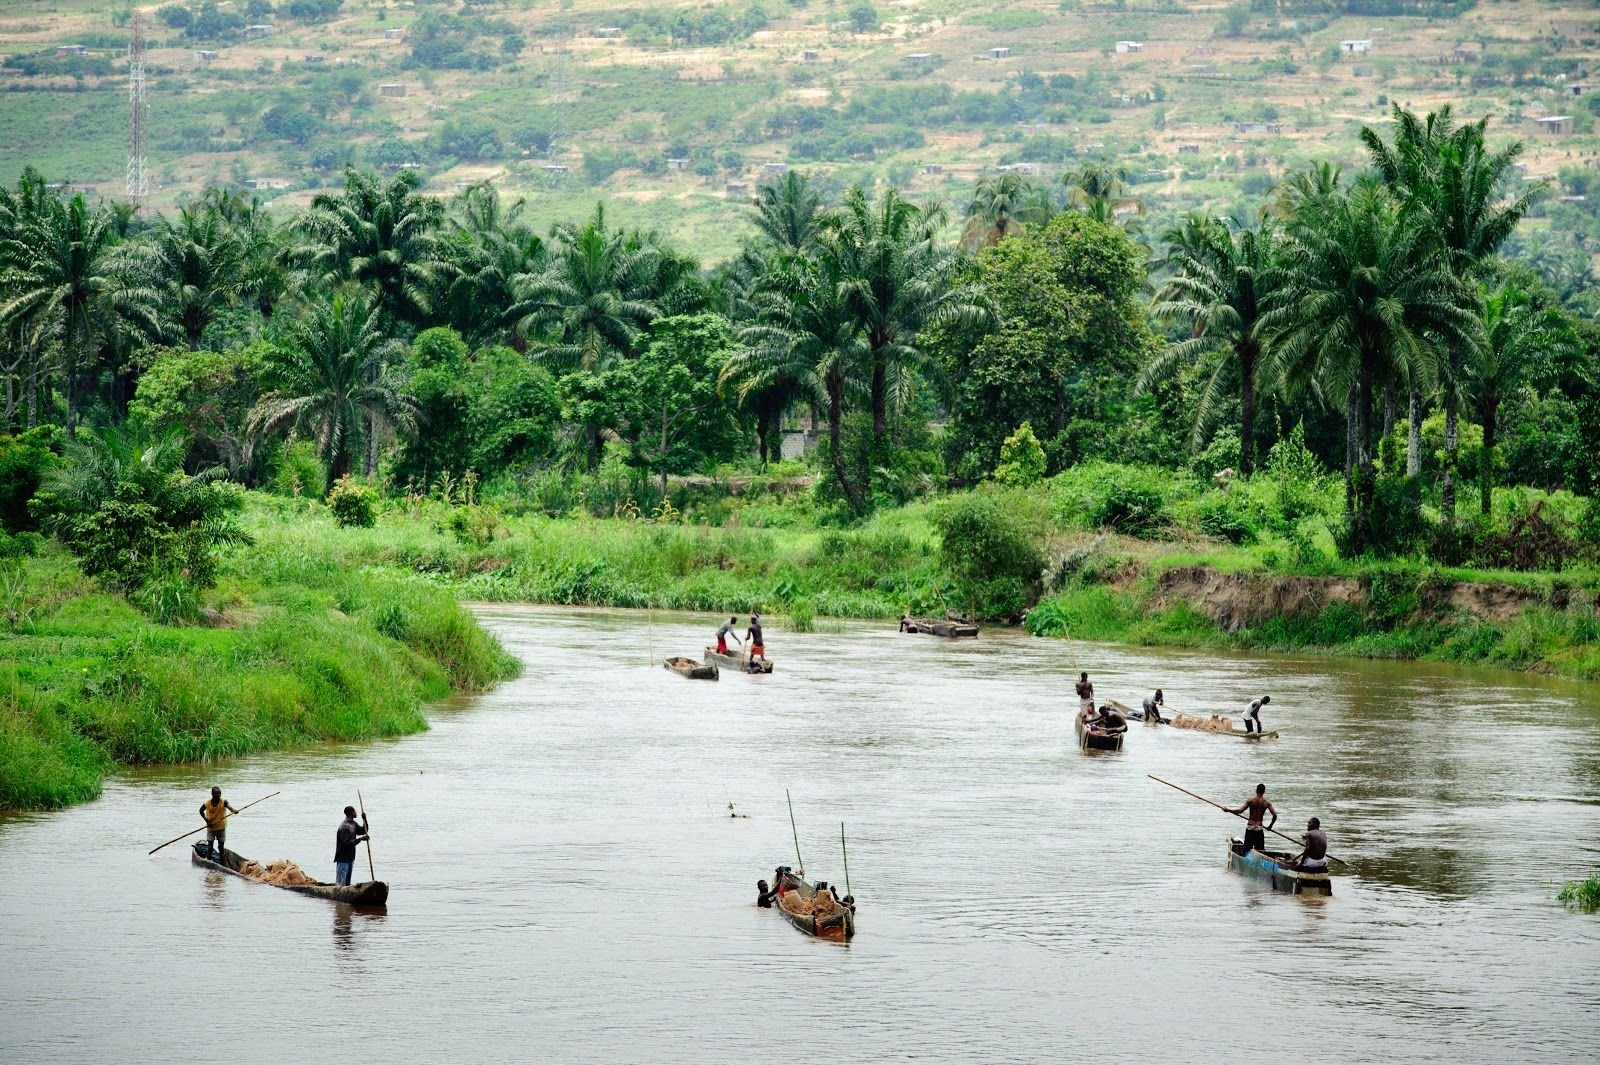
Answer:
[2, 0, 1596, 259]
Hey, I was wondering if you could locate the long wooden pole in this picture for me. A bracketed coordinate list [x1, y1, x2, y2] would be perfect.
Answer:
[357, 788, 376, 882]
[840, 821, 850, 897]
[786, 788, 803, 874]
[1148, 775, 1351, 868]
[148, 791, 280, 855]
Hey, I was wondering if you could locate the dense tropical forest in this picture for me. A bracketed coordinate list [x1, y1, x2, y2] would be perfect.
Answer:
[5, 99, 1600, 807]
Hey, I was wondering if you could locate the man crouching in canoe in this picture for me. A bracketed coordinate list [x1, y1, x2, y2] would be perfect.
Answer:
[1291, 818, 1329, 872]
[334, 806, 370, 886]
[199, 786, 239, 861]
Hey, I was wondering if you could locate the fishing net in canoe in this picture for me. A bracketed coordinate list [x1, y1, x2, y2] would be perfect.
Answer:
[237, 859, 318, 886]
[780, 890, 843, 919]
[1173, 712, 1239, 733]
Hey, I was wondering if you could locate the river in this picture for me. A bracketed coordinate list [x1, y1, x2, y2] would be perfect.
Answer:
[2, 606, 1597, 1064]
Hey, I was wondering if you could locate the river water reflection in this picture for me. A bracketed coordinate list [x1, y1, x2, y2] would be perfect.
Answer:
[2, 606, 1597, 1063]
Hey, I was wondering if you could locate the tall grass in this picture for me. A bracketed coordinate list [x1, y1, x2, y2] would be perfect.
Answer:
[0, 541, 519, 811]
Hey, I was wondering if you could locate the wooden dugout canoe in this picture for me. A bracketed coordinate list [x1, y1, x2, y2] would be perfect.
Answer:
[1226, 839, 1332, 896]
[664, 656, 718, 680]
[774, 869, 855, 942]
[1108, 698, 1163, 724]
[1074, 713, 1126, 752]
[704, 646, 773, 673]
[1169, 711, 1279, 740]
[192, 844, 389, 907]
[898, 616, 979, 638]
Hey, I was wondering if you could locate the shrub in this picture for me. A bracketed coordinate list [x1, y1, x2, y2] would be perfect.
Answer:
[0, 427, 61, 532]
[445, 503, 504, 547]
[1557, 869, 1600, 911]
[327, 476, 378, 529]
[993, 422, 1047, 487]
[933, 489, 1048, 620]
[1050, 462, 1176, 538]
[1194, 491, 1258, 544]
[33, 429, 246, 594]
[271, 441, 326, 498]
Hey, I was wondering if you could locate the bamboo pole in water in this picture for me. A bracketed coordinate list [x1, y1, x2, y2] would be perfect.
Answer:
[840, 821, 850, 897]
[786, 789, 803, 874]
[148, 791, 280, 855]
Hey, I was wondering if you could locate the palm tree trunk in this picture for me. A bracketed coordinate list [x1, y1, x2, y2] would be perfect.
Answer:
[1238, 347, 1256, 477]
[1406, 388, 1422, 477]
[1381, 383, 1396, 447]
[1353, 364, 1376, 553]
[1479, 395, 1497, 518]
[1344, 382, 1358, 520]
[1441, 392, 1459, 525]
[828, 378, 865, 514]
[870, 350, 887, 453]
[364, 413, 379, 477]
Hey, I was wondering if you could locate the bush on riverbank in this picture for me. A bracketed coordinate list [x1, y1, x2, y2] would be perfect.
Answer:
[0, 543, 518, 811]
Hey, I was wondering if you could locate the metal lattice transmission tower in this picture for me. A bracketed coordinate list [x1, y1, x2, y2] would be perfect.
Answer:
[127, 11, 149, 210]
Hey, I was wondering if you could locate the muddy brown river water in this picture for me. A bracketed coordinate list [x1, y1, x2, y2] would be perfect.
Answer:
[2, 606, 1598, 1064]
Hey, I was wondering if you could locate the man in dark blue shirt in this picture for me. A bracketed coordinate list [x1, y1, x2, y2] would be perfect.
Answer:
[334, 805, 370, 886]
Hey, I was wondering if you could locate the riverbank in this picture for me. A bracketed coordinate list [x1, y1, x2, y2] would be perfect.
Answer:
[243, 482, 1600, 681]
[0, 542, 518, 811]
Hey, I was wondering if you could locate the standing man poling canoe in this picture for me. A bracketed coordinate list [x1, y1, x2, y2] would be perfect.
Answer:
[745, 613, 765, 670]
[1228, 784, 1277, 854]
[1075, 672, 1094, 716]
[199, 786, 239, 861]
[715, 615, 743, 656]
[334, 805, 370, 886]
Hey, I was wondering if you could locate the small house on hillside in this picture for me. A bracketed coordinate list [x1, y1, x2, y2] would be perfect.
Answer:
[56, 45, 88, 57]
[1341, 40, 1372, 55]
[1233, 121, 1282, 135]
[904, 52, 933, 64]
[923, 163, 944, 175]
[725, 182, 750, 199]
[1568, 82, 1592, 98]
[987, 47, 1010, 60]
[1451, 43, 1480, 63]
[594, 27, 623, 38]
[384, 29, 406, 41]
[243, 24, 275, 39]
[380, 83, 406, 98]
[193, 50, 219, 64]
[1533, 115, 1573, 135]
[1177, 143, 1200, 155]
[1115, 41, 1143, 54]
[801, 50, 819, 62]
[304, 54, 326, 64]
[541, 163, 569, 175]
[996, 162, 1041, 176]
[665, 157, 688, 171]
[763, 162, 790, 175]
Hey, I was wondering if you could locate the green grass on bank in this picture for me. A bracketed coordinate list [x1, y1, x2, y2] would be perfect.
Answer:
[0, 542, 518, 811]
[244, 493, 946, 622]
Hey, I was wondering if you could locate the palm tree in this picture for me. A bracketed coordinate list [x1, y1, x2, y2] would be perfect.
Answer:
[140, 203, 246, 348]
[1361, 104, 1544, 503]
[298, 168, 445, 331]
[203, 188, 290, 321]
[439, 183, 546, 348]
[0, 192, 159, 434]
[1144, 213, 1277, 476]
[812, 186, 989, 479]
[752, 170, 823, 252]
[1262, 178, 1478, 554]
[249, 292, 415, 491]
[1064, 162, 1143, 227]
[1470, 280, 1576, 516]
[725, 253, 869, 510]
[961, 174, 1041, 250]
[507, 204, 660, 372]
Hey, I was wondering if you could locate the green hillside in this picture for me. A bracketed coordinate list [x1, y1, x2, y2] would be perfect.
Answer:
[3, 0, 1598, 258]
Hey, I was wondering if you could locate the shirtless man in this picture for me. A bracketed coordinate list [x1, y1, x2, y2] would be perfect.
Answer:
[1293, 817, 1329, 872]
[1228, 784, 1277, 854]
[1075, 672, 1094, 716]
